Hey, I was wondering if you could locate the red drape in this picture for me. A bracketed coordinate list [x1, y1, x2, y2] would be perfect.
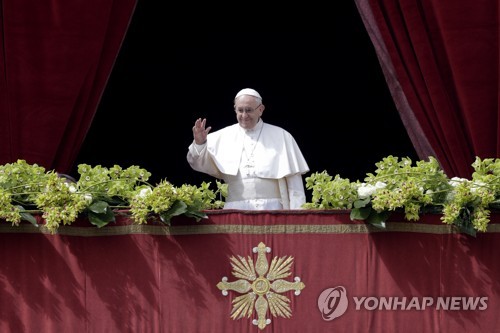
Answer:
[0, 211, 499, 332]
[355, 0, 500, 178]
[0, 0, 137, 173]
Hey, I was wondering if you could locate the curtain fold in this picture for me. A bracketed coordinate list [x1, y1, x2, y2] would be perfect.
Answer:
[355, 0, 499, 177]
[0, 0, 137, 173]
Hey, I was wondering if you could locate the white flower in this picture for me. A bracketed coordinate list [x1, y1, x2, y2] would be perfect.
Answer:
[449, 177, 468, 187]
[84, 193, 93, 203]
[64, 183, 76, 193]
[357, 181, 387, 199]
[357, 184, 376, 199]
[138, 187, 153, 198]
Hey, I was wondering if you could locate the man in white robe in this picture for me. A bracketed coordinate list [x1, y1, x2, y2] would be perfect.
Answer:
[187, 88, 310, 210]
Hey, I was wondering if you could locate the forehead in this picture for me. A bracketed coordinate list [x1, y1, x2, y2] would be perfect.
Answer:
[235, 95, 258, 107]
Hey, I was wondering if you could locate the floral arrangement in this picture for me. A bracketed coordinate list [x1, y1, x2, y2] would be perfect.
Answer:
[0, 156, 499, 236]
[303, 155, 500, 236]
[0, 160, 226, 233]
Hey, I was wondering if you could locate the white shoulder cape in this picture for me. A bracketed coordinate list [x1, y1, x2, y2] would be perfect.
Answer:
[206, 122, 309, 178]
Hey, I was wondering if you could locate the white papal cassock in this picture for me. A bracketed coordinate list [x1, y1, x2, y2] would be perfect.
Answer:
[187, 119, 310, 210]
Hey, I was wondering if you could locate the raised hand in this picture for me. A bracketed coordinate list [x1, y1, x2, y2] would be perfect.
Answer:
[192, 118, 212, 145]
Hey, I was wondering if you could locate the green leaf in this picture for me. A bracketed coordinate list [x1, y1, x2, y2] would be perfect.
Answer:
[420, 205, 443, 214]
[87, 209, 115, 228]
[353, 197, 371, 209]
[88, 200, 110, 214]
[19, 210, 38, 227]
[456, 222, 477, 237]
[159, 200, 188, 225]
[488, 201, 500, 210]
[168, 200, 188, 217]
[184, 210, 208, 222]
[453, 208, 476, 237]
[350, 206, 372, 220]
[366, 210, 391, 229]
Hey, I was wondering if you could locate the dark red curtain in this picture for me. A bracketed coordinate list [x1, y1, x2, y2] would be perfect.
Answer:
[355, 0, 500, 178]
[0, 0, 137, 173]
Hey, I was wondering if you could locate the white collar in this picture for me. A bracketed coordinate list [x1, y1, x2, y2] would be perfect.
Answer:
[241, 119, 264, 134]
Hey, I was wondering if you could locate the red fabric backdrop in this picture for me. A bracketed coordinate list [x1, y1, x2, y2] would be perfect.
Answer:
[0, 0, 137, 173]
[2, 1, 498, 179]
[0, 211, 499, 332]
[356, 0, 500, 178]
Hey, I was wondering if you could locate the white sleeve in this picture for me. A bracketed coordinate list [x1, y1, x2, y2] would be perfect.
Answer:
[186, 141, 223, 178]
[285, 173, 306, 209]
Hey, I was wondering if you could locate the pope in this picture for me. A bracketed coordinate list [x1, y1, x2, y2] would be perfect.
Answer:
[187, 88, 310, 210]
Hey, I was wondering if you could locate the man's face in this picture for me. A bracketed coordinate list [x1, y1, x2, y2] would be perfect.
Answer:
[234, 95, 263, 129]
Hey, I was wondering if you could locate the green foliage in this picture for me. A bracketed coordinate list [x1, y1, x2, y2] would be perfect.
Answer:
[303, 172, 359, 209]
[0, 160, 225, 233]
[304, 156, 500, 236]
[3, 155, 500, 237]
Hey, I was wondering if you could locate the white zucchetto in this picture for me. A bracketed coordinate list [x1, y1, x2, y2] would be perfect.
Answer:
[235, 88, 262, 100]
